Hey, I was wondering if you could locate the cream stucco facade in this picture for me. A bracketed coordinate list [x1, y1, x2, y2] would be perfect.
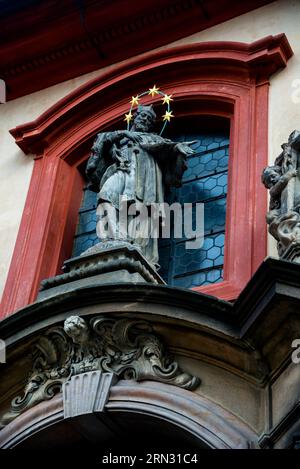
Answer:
[1, 0, 298, 298]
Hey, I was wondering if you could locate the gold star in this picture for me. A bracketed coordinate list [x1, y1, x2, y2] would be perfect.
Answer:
[130, 95, 140, 106]
[148, 85, 160, 97]
[162, 110, 174, 122]
[162, 94, 173, 105]
[124, 111, 133, 124]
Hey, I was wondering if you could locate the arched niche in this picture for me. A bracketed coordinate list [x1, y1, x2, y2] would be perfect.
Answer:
[0, 380, 257, 449]
[1, 34, 293, 316]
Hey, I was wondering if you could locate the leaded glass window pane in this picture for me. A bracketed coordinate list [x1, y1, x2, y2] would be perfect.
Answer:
[158, 122, 229, 288]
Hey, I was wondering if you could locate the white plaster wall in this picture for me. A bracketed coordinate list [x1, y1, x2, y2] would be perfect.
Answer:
[0, 0, 299, 299]
[0, 69, 106, 300]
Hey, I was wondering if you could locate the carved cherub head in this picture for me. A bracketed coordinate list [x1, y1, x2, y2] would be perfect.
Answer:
[64, 316, 90, 345]
[261, 165, 281, 189]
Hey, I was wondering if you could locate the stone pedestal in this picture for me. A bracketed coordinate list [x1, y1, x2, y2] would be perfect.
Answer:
[38, 241, 165, 300]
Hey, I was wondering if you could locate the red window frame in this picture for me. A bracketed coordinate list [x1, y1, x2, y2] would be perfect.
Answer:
[0, 35, 292, 317]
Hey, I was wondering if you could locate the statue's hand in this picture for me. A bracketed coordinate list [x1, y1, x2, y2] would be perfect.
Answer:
[119, 160, 131, 173]
[286, 168, 298, 179]
[175, 141, 197, 156]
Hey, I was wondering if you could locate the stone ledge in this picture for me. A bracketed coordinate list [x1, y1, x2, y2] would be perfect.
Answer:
[38, 242, 165, 301]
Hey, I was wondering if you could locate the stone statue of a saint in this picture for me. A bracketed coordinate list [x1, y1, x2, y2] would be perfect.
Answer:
[86, 105, 195, 267]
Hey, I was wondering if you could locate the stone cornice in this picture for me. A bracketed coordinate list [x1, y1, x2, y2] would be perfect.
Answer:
[1, 257, 300, 383]
[9, 34, 293, 155]
[0, 0, 274, 100]
[1, 257, 300, 339]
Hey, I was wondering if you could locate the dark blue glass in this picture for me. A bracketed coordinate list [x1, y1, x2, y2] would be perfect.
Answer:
[172, 233, 225, 276]
[183, 146, 229, 182]
[174, 268, 223, 289]
[159, 130, 229, 287]
[72, 188, 98, 257]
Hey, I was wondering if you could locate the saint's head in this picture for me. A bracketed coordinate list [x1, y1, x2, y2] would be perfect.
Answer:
[132, 105, 156, 132]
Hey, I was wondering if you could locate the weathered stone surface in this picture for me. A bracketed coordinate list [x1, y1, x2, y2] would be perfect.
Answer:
[85, 105, 195, 266]
[63, 371, 117, 418]
[0, 314, 200, 427]
[1, 258, 300, 447]
[0, 381, 257, 450]
[39, 243, 165, 300]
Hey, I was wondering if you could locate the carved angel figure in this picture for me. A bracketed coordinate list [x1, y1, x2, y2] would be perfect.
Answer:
[85, 105, 195, 266]
[261, 165, 298, 222]
[261, 130, 300, 257]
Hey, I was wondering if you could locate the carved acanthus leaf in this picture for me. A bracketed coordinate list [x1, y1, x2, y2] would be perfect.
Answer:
[0, 315, 200, 427]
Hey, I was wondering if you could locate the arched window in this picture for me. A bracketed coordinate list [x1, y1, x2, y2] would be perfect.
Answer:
[1, 36, 292, 316]
[160, 117, 229, 288]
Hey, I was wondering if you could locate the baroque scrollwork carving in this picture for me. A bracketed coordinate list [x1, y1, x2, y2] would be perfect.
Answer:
[262, 130, 300, 259]
[0, 315, 200, 427]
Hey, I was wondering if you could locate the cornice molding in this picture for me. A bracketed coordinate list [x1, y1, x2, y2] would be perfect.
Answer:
[0, 0, 274, 100]
[10, 34, 293, 155]
[1, 257, 300, 338]
[1, 257, 300, 382]
[2, 0, 196, 81]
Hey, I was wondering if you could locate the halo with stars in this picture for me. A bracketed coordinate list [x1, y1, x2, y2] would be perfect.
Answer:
[124, 85, 174, 135]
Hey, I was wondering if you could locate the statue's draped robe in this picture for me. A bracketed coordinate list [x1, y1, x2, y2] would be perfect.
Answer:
[99, 132, 165, 209]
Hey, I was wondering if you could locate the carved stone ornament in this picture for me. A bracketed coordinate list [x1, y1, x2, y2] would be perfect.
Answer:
[262, 130, 300, 260]
[0, 315, 200, 427]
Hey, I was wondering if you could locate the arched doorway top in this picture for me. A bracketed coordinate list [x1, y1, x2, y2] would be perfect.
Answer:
[0, 380, 258, 449]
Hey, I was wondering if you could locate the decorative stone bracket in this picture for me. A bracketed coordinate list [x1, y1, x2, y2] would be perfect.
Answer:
[262, 130, 300, 261]
[0, 315, 200, 427]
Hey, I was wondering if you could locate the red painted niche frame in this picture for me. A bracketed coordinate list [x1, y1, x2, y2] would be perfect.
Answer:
[0, 34, 293, 317]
